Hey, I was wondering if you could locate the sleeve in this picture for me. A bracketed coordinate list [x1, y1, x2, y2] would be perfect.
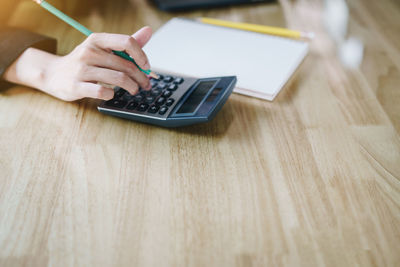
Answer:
[0, 27, 57, 87]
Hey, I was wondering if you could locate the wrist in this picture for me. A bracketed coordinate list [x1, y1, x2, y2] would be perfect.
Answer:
[3, 47, 59, 91]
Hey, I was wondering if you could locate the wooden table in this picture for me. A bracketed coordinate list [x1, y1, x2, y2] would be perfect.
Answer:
[1, 0, 399, 266]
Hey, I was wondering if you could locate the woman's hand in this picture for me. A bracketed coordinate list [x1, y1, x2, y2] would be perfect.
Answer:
[3, 26, 153, 101]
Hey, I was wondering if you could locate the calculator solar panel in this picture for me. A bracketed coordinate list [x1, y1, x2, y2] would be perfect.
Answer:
[97, 73, 236, 127]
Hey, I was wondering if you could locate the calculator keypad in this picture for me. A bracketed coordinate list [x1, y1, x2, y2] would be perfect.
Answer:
[103, 74, 187, 118]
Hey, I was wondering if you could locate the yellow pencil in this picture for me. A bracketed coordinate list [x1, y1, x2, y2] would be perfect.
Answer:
[199, 17, 314, 40]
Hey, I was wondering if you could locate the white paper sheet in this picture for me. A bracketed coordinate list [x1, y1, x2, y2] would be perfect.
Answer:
[144, 18, 309, 101]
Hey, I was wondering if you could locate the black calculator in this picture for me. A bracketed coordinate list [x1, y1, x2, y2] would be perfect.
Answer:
[98, 73, 237, 127]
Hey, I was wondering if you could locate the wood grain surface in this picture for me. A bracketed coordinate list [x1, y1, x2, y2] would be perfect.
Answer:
[0, 0, 399, 266]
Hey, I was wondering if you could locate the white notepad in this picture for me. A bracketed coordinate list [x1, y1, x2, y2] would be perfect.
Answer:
[144, 18, 309, 101]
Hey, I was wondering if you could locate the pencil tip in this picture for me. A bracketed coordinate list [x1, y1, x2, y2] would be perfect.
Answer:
[149, 72, 160, 79]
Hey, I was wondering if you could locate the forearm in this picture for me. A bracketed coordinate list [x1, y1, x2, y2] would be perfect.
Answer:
[2, 47, 59, 92]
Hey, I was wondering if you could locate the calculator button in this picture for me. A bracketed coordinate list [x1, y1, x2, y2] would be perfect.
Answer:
[105, 99, 127, 108]
[173, 77, 184, 84]
[115, 88, 126, 98]
[134, 94, 143, 102]
[167, 84, 178, 91]
[126, 101, 138, 110]
[140, 90, 150, 96]
[157, 82, 167, 90]
[163, 76, 173, 83]
[159, 106, 168, 115]
[150, 79, 158, 87]
[166, 98, 175, 106]
[138, 103, 149, 112]
[145, 96, 155, 104]
[162, 90, 172, 98]
[151, 89, 162, 96]
[157, 74, 164, 80]
[148, 105, 159, 113]
[156, 97, 166, 106]
[122, 93, 135, 101]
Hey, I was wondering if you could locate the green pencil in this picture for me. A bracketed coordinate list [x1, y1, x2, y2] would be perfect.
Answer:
[32, 0, 159, 79]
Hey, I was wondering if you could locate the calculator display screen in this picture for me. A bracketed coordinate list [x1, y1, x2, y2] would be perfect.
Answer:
[177, 81, 215, 114]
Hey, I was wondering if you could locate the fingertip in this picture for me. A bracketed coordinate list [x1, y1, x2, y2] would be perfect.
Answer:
[137, 26, 152, 35]
[103, 90, 114, 100]
[128, 88, 138, 95]
[129, 84, 140, 95]
[144, 79, 151, 91]
[132, 26, 153, 48]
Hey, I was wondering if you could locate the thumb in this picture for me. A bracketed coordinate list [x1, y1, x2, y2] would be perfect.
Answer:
[132, 26, 152, 48]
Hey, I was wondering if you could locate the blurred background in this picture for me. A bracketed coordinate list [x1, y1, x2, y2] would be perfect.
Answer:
[0, 0, 374, 68]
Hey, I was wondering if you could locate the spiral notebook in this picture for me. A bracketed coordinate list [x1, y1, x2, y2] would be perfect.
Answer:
[143, 18, 309, 101]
